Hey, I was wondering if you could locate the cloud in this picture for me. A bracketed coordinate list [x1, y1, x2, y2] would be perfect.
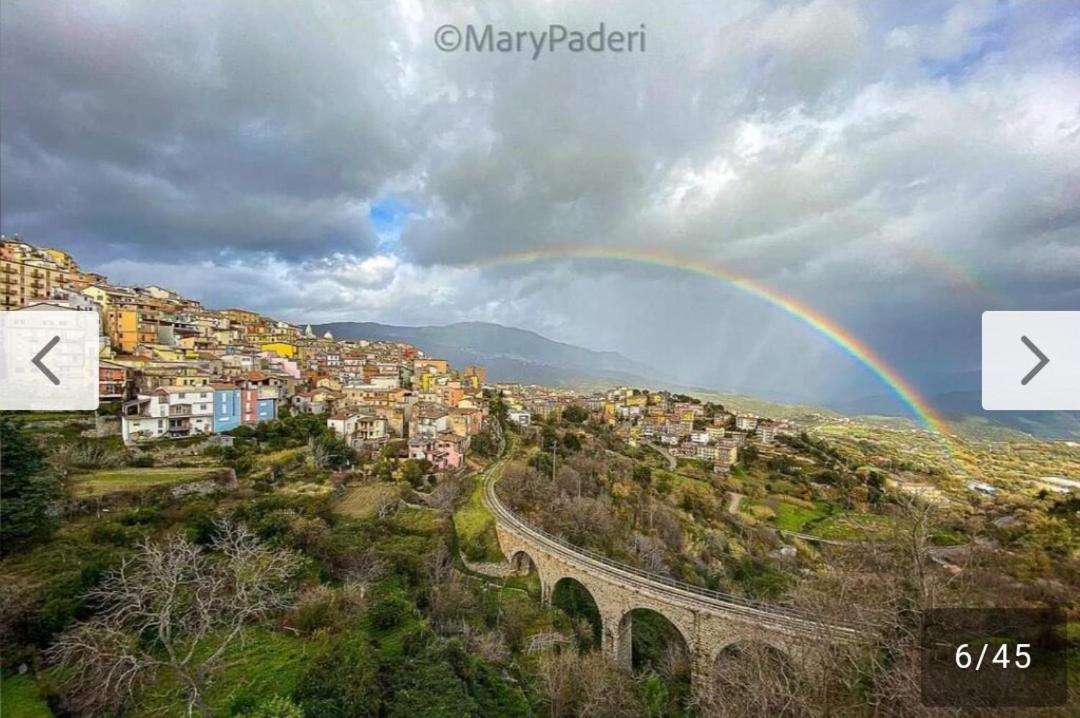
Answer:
[2, 0, 1078, 408]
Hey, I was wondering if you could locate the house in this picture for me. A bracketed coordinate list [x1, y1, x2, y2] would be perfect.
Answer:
[713, 439, 739, 474]
[99, 360, 128, 401]
[448, 407, 484, 438]
[291, 389, 337, 415]
[260, 341, 298, 359]
[675, 442, 717, 461]
[212, 384, 242, 433]
[408, 431, 465, 472]
[121, 387, 214, 444]
[735, 414, 759, 432]
[328, 413, 388, 448]
[410, 402, 450, 439]
[755, 420, 777, 444]
[235, 371, 281, 424]
[508, 410, 531, 427]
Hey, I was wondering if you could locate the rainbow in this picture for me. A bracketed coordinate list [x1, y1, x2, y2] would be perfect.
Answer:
[474, 244, 952, 437]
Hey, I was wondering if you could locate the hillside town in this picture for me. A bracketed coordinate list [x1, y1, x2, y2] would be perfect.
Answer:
[2, 236, 784, 475]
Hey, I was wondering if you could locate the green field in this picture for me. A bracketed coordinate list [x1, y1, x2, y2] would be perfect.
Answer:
[334, 482, 406, 518]
[810, 512, 897, 540]
[452, 432, 518, 564]
[453, 470, 504, 563]
[772, 501, 829, 532]
[68, 468, 215, 498]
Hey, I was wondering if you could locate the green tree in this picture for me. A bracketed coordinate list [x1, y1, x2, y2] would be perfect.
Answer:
[0, 417, 62, 554]
[562, 405, 588, 424]
[400, 459, 430, 488]
[470, 430, 497, 458]
[562, 432, 582, 452]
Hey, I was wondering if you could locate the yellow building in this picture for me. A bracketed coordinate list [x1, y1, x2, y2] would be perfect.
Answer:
[105, 306, 141, 353]
[1, 238, 104, 308]
[260, 341, 297, 359]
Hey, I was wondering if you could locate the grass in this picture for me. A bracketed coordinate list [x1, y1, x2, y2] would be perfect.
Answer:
[772, 501, 830, 532]
[131, 628, 321, 716]
[0, 674, 53, 718]
[453, 471, 503, 563]
[334, 482, 406, 518]
[2, 411, 94, 423]
[810, 512, 897, 540]
[67, 467, 215, 498]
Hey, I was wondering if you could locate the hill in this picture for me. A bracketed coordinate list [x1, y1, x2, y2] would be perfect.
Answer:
[313, 321, 661, 387]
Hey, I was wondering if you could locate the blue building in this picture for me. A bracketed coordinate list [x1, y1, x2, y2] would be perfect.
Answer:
[213, 385, 242, 433]
[256, 397, 277, 422]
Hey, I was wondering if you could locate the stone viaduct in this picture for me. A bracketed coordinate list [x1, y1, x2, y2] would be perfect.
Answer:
[484, 475, 858, 694]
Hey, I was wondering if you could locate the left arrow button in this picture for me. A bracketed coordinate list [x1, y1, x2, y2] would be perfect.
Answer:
[32, 335, 62, 386]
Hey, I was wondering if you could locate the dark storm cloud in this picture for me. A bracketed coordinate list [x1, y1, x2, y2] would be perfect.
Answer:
[0, 0, 422, 260]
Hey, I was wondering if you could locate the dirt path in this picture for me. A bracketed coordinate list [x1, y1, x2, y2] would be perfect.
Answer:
[726, 491, 744, 514]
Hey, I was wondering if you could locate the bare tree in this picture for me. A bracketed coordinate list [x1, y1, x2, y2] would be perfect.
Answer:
[48, 520, 302, 717]
[702, 642, 810, 718]
[429, 476, 461, 513]
[335, 547, 384, 593]
[535, 649, 641, 718]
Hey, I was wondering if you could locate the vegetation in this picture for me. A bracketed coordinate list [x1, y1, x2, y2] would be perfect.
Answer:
[1, 417, 62, 554]
[67, 467, 217, 498]
[2, 396, 1077, 717]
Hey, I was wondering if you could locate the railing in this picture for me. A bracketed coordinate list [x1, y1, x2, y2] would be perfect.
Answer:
[484, 467, 858, 635]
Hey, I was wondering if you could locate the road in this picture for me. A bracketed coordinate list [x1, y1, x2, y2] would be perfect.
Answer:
[643, 440, 677, 469]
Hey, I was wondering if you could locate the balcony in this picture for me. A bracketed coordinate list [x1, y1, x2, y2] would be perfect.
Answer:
[169, 405, 193, 417]
[167, 418, 191, 433]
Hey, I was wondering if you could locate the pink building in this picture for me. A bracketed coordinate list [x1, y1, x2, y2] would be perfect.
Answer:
[407, 431, 465, 472]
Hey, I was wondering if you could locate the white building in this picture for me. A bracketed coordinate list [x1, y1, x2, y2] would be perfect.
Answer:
[121, 387, 214, 444]
[328, 413, 388, 447]
[508, 410, 532, 427]
[755, 421, 778, 444]
[735, 414, 759, 432]
[411, 402, 451, 438]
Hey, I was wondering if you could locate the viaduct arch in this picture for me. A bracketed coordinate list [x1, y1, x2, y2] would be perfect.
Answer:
[484, 472, 858, 695]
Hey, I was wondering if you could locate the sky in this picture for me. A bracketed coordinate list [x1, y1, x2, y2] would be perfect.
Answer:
[2, 0, 1078, 412]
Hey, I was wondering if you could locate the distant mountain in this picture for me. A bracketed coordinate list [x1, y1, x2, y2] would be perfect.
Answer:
[312, 321, 663, 387]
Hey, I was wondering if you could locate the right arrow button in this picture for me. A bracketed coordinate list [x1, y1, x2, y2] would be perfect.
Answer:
[983, 311, 1080, 411]
[1019, 335, 1049, 386]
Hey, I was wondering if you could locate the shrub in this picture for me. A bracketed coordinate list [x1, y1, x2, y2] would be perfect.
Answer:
[127, 453, 155, 468]
[369, 590, 412, 630]
[250, 696, 304, 718]
[293, 630, 380, 718]
[89, 521, 137, 547]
